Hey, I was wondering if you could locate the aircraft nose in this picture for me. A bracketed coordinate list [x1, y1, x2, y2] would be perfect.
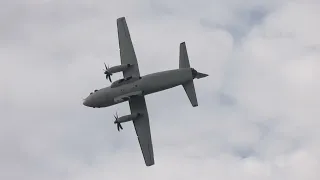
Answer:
[83, 97, 92, 107]
[83, 99, 89, 107]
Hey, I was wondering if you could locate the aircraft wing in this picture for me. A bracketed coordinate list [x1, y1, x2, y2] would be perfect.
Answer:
[117, 17, 141, 78]
[129, 96, 155, 166]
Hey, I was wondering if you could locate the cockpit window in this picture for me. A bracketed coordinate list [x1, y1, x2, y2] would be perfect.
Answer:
[90, 89, 98, 95]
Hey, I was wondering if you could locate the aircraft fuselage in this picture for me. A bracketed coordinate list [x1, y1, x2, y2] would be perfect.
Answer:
[83, 68, 194, 108]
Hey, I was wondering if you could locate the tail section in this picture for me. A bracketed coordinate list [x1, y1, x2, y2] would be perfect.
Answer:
[193, 70, 208, 79]
[179, 42, 208, 107]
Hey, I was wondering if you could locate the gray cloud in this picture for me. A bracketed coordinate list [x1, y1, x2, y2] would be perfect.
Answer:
[1, 0, 319, 180]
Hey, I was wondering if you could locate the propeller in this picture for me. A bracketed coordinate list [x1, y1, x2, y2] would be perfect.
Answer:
[113, 112, 123, 131]
[103, 63, 112, 82]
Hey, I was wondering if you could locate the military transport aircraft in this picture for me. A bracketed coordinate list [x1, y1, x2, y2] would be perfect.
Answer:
[83, 17, 208, 166]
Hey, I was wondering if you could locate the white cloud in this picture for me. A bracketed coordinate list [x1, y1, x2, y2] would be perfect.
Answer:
[0, 0, 319, 179]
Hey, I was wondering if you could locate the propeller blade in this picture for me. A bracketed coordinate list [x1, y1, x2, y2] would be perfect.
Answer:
[117, 123, 123, 131]
[103, 63, 113, 83]
[108, 75, 112, 82]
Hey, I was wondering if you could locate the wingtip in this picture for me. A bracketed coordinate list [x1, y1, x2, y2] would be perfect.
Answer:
[117, 17, 126, 22]
[146, 162, 155, 167]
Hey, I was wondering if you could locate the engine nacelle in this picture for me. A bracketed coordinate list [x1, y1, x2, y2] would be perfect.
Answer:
[115, 113, 141, 123]
[107, 64, 132, 74]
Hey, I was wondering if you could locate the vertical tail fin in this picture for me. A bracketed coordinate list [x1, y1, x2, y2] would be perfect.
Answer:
[179, 42, 198, 107]
[179, 42, 190, 68]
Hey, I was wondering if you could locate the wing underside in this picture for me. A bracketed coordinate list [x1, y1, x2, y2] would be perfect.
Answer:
[117, 17, 154, 166]
[129, 96, 154, 166]
[117, 17, 140, 78]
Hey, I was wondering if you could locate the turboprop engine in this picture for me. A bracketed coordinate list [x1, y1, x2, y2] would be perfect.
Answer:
[113, 112, 141, 131]
[103, 63, 132, 82]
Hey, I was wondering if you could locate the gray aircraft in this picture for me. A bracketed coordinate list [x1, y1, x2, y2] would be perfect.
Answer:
[83, 17, 208, 166]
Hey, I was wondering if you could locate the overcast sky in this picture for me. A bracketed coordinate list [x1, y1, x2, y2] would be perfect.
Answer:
[0, 0, 320, 179]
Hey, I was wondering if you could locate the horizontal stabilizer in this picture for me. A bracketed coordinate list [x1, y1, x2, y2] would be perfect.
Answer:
[182, 81, 198, 107]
